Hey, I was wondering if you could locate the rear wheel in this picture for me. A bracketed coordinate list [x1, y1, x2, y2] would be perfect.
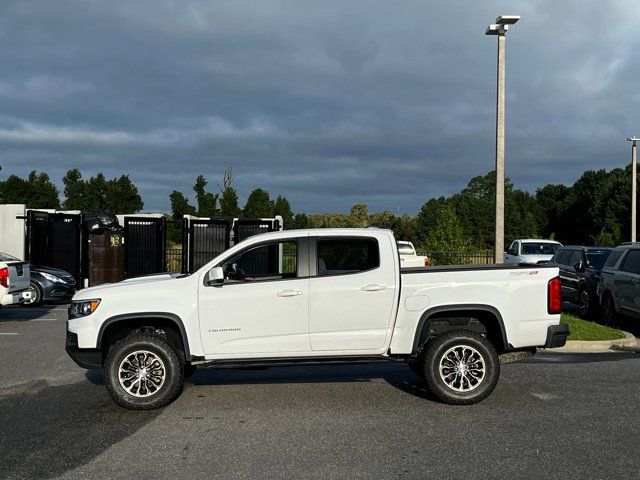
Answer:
[577, 286, 591, 318]
[422, 330, 499, 405]
[104, 333, 184, 410]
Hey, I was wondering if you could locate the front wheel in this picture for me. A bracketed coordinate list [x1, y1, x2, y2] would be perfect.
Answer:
[601, 293, 618, 326]
[104, 333, 184, 410]
[22, 282, 43, 306]
[577, 286, 592, 318]
[422, 330, 500, 405]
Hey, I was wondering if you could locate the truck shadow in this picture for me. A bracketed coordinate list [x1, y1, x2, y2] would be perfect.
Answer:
[0, 379, 160, 480]
[0, 304, 67, 322]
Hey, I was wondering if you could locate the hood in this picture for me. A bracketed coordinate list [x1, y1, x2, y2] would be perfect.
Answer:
[73, 272, 183, 300]
[518, 254, 555, 264]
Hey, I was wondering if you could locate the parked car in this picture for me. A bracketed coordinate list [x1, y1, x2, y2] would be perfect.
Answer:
[23, 266, 76, 306]
[599, 243, 640, 324]
[550, 246, 611, 317]
[397, 241, 430, 267]
[504, 239, 562, 265]
[0, 252, 31, 307]
[66, 228, 567, 410]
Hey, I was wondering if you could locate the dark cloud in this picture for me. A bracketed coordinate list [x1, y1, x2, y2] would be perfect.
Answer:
[0, 0, 638, 214]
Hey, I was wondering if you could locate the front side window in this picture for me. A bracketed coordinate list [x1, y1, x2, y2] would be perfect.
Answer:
[220, 241, 297, 282]
[568, 250, 583, 267]
[317, 238, 379, 276]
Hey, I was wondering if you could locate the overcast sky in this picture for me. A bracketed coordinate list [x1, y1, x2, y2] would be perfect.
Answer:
[0, 0, 639, 214]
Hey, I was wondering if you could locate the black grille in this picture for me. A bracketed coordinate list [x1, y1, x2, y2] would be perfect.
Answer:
[66, 330, 78, 347]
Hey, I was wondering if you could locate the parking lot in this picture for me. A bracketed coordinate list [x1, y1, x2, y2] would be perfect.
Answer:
[0, 304, 639, 479]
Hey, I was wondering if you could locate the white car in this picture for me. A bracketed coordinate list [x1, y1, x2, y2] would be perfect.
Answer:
[504, 239, 562, 265]
[397, 241, 430, 267]
[0, 252, 31, 306]
[66, 228, 567, 409]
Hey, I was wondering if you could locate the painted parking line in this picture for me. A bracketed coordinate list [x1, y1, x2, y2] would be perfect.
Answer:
[29, 318, 59, 322]
[0, 332, 19, 336]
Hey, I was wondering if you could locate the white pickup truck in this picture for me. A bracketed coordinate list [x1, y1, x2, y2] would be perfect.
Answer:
[0, 252, 31, 307]
[66, 228, 568, 410]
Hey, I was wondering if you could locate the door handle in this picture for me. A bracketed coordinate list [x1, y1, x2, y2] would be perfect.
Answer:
[361, 284, 388, 292]
[276, 290, 303, 297]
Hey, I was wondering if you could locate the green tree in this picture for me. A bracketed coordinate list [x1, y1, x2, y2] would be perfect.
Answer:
[105, 175, 143, 213]
[292, 213, 310, 229]
[62, 168, 86, 210]
[273, 195, 294, 228]
[348, 204, 369, 227]
[84, 173, 108, 212]
[168, 190, 196, 244]
[243, 188, 273, 218]
[218, 168, 242, 217]
[420, 202, 469, 264]
[0, 170, 60, 208]
[193, 175, 219, 217]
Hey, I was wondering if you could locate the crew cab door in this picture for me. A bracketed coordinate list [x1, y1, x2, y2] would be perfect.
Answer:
[198, 236, 310, 355]
[308, 234, 398, 352]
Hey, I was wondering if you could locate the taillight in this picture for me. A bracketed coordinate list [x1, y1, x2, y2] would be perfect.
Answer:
[424, 258, 430, 266]
[0, 267, 9, 289]
[548, 276, 562, 314]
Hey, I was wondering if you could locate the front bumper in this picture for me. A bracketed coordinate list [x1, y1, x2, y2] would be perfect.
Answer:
[65, 330, 102, 370]
[544, 323, 570, 348]
[44, 284, 76, 304]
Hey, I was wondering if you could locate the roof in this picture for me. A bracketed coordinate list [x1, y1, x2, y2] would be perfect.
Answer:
[517, 239, 562, 244]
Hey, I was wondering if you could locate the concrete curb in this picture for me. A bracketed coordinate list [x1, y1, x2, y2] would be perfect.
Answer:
[547, 331, 637, 353]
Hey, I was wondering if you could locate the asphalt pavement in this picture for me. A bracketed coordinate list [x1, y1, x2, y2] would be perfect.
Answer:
[1, 304, 639, 480]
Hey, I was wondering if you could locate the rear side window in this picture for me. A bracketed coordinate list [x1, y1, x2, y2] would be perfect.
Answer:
[317, 238, 379, 276]
[621, 250, 640, 274]
[556, 249, 573, 266]
[605, 250, 625, 269]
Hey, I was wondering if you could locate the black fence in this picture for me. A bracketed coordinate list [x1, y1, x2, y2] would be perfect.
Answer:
[184, 218, 232, 273]
[124, 216, 166, 278]
[26, 210, 84, 284]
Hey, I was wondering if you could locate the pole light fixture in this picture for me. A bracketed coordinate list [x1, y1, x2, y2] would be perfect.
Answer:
[628, 136, 639, 242]
[485, 15, 520, 264]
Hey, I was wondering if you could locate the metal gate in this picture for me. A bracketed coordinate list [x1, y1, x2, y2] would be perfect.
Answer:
[124, 216, 166, 278]
[184, 218, 232, 273]
[26, 210, 84, 284]
[233, 218, 280, 243]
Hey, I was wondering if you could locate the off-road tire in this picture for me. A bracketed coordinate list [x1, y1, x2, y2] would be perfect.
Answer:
[422, 330, 500, 405]
[104, 333, 183, 410]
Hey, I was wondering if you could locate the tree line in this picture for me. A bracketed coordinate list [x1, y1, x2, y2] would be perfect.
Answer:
[1, 165, 637, 250]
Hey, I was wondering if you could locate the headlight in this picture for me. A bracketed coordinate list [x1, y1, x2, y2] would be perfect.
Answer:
[41, 272, 66, 284]
[70, 299, 101, 317]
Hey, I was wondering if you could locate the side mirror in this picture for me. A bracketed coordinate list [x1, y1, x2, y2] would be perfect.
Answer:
[206, 267, 224, 286]
[574, 261, 585, 272]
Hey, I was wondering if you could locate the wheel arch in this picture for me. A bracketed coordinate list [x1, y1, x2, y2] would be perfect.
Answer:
[412, 304, 508, 355]
[98, 312, 191, 360]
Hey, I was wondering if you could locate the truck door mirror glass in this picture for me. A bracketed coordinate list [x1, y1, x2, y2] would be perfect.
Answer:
[206, 267, 225, 286]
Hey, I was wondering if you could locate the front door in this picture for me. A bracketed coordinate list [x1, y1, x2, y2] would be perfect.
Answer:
[618, 249, 640, 315]
[198, 238, 310, 355]
[308, 236, 397, 352]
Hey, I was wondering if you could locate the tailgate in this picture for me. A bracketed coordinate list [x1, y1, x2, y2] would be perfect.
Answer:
[6, 262, 30, 292]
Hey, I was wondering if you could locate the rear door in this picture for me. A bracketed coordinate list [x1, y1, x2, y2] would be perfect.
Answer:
[308, 234, 398, 352]
[618, 249, 640, 315]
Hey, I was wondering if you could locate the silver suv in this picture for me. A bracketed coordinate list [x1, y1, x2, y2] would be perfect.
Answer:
[598, 243, 640, 324]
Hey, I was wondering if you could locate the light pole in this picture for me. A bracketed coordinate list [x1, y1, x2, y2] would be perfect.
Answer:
[628, 136, 639, 242]
[486, 15, 520, 263]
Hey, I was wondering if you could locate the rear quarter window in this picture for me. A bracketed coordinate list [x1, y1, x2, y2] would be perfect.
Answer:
[317, 238, 380, 276]
[604, 250, 625, 269]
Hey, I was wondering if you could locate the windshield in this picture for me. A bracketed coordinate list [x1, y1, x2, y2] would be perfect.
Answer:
[0, 252, 20, 262]
[521, 243, 560, 255]
[586, 251, 611, 270]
